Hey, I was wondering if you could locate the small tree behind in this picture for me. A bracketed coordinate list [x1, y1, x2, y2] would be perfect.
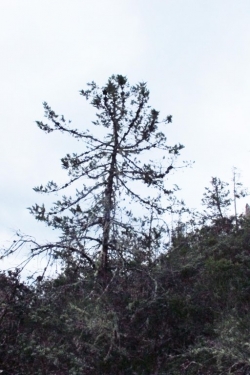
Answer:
[202, 177, 231, 221]
[201, 173, 248, 234]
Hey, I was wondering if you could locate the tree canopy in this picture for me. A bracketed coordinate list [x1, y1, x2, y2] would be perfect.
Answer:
[4, 74, 184, 283]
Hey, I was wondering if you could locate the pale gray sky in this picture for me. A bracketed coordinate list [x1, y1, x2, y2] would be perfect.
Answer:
[1, 1, 250, 272]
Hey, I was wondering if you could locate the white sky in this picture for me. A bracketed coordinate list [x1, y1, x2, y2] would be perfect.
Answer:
[1, 0, 250, 273]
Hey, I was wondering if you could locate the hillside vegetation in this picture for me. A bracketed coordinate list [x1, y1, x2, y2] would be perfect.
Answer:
[1, 75, 249, 374]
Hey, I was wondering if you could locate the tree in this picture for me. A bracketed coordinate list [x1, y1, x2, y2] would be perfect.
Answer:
[202, 177, 231, 221]
[3, 75, 184, 283]
[201, 173, 249, 235]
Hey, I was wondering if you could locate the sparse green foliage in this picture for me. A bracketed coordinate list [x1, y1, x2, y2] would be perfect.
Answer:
[23, 75, 184, 282]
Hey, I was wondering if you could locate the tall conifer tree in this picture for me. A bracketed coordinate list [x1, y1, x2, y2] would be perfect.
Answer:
[5, 75, 184, 282]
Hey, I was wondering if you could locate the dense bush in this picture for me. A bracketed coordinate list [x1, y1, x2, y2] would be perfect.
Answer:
[1, 218, 250, 374]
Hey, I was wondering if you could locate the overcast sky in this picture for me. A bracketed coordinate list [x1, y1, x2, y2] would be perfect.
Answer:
[1, 0, 250, 272]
